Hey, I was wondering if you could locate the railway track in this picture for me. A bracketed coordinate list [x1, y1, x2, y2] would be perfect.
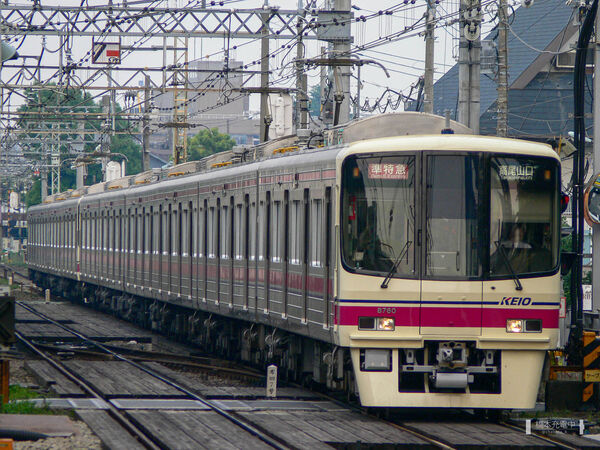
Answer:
[7, 265, 600, 449]
[16, 300, 291, 449]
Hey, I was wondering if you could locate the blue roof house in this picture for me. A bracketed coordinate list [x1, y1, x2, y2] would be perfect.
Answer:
[407, 0, 591, 139]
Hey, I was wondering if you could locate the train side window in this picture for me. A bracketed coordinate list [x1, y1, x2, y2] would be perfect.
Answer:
[177, 203, 183, 258]
[143, 207, 148, 256]
[147, 207, 152, 255]
[182, 205, 188, 257]
[92, 213, 96, 251]
[311, 198, 323, 267]
[221, 203, 230, 260]
[117, 209, 121, 253]
[188, 201, 193, 259]
[234, 203, 243, 260]
[104, 211, 108, 251]
[167, 204, 172, 257]
[198, 201, 205, 258]
[271, 200, 281, 263]
[289, 200, 301, 265]
[249, 201, 256, 261]
[158, 206, 164, 255]
[207, 207, 215, 259]
[136, 208, 141, 254]
[258, 200, 265, 261]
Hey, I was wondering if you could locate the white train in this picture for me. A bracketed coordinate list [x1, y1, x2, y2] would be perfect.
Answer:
[27, 113, 560, 409]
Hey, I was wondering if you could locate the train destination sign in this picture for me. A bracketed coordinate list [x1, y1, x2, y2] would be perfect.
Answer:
[368, 163, 409, 180]
[498, 164, 534, 181]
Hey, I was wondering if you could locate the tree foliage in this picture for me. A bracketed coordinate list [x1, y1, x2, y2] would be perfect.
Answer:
[187, 128, 236, 161]
[19, 86, 142, 207]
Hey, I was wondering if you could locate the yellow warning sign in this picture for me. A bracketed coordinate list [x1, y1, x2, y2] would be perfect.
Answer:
[584, 369, 600, 382]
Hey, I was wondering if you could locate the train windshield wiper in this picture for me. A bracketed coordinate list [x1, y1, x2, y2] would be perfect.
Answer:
[494, 241, 523, 291]
[380, 241, 412, 289]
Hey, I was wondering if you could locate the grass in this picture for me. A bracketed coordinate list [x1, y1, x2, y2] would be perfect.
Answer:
[1, 252, 27, 269]
[0, 400, 55, 415]
[0, 385, 56, 415]
[9, 384, 44, 401]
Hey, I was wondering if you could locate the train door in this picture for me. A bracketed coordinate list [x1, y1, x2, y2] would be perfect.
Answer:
[183, 200, 193, 299]
[206, 198, 219, 304]
[256, 190, 270, 313]
[198, 198, 207, 303]
[232, 194, 247, 309]
[307, 187, 328, 329]
[219, 196, 234, 309]
[286, 188, 306, 324]
[420, 153, 483, 336]
[247, 193, 257, 311]
[176, 202, 183, 297]
[268, 189, 286, 317]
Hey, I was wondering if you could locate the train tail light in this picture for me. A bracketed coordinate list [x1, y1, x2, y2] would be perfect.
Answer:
[358, 317, 395, 331]
[377, 317, 395, 331]
[506, 319, 542, 333]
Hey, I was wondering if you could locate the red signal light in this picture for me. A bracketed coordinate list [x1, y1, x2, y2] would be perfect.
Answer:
[561, 193, 570, 214]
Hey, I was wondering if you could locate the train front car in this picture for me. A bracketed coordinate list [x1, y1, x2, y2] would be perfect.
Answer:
[336, 135, 560, 409]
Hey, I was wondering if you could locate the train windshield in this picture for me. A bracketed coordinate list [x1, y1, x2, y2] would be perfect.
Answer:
[489, 156, 559, 277]
[341, 155, 416, 276]
[425, 155, 481, 278]
[341, 152, 559, 280]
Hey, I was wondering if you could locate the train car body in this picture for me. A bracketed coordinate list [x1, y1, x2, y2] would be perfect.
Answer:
[27, 113, 560, 409]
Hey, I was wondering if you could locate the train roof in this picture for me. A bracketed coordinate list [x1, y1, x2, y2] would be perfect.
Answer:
[29, 112, 558, 213]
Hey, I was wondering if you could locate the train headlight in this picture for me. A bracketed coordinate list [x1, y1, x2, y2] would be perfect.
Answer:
[506, 319, 523, 333]
[377, 317, 395, 331]
[360, 349, 392, 371]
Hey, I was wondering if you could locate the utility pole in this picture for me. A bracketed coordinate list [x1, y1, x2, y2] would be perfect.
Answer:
[40, 167, 47, 202]
[333, 0, 351, 125]
[319, 46, 330, 124]
[101, 95, 111, 181]
[142, 75, 151, 171]
[295, 1, 308, 130]
[593, 10, 600, 314]
[355, 64, 361, 119]
[260, 8, 271, 142]
[423, 0, 436, 114]
[172, 36, 189, 165]
[458, 0, 481, 133]
[496, 0, 509, 137]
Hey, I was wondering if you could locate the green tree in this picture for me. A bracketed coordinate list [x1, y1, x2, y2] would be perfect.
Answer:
[187, 128, 236, 161]
[19, 86, 143, 207]
[25, 180, 41, 207]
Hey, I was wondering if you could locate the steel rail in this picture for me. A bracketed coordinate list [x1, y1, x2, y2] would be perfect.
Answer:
[16, 331, 162, 450]
[16, 301, 290, 450]
[500, 420, 580, 450]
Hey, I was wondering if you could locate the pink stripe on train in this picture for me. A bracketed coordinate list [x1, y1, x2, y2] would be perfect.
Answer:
[336, 305, 558, 328]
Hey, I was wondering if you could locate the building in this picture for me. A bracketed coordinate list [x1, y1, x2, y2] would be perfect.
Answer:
[408, 0, 591, 140]
[150, 59, 259, 162]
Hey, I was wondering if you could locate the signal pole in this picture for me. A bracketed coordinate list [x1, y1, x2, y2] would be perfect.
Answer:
[260, 9, 271, 142]
[458, 0, 481, 133]
[593, 11, 600, 313]
[334, 0, 351, 125]
[496, 0, 509, 137]
[143, 74, 151, 171]
[423, 0, 436, 114]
